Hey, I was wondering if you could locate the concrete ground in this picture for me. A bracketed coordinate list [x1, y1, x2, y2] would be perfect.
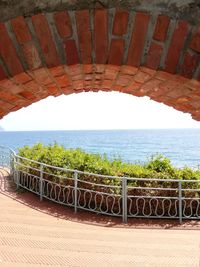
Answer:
[0, 168, 200, 267]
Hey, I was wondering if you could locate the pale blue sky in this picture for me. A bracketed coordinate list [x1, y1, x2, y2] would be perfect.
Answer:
[1, 92, 200, 131]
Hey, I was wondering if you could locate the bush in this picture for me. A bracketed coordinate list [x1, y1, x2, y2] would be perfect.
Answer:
[17, 143, 200, 187]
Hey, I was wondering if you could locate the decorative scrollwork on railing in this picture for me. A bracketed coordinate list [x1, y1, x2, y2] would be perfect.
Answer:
[127, 197, 179, 218]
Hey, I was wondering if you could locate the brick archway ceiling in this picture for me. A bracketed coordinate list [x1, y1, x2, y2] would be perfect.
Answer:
[0, 9, 200, 120]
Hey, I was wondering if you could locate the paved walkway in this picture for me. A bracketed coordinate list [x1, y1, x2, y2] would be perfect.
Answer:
[0, 168, 200, 267]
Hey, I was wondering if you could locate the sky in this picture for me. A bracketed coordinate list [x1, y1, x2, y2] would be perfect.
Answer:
[0, 91, 200, 131]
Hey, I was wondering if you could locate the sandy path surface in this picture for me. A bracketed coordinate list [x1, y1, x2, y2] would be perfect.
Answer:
[0, 168, 200, 267]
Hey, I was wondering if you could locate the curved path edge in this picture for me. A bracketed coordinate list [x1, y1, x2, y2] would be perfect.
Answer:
[0, 168, 200, 266]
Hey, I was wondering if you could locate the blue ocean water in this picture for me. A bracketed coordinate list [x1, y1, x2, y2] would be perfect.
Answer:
[0, 129, 200, 168]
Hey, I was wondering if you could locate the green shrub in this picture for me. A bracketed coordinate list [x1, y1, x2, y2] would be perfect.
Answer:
[17, 143, 200, 189]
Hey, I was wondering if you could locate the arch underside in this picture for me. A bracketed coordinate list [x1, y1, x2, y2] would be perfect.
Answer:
[0, 7, 199, 120]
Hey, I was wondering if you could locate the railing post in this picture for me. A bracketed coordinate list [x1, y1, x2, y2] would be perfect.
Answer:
[39, 164, 43, 201]
[16, 157, 20, 189]
[74, 171, 78, 214]
[178, 180, 182, 224]
[122, 177, 127, 223]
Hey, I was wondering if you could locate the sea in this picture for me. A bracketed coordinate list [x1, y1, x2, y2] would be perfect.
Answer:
[0, 129, 200, 168]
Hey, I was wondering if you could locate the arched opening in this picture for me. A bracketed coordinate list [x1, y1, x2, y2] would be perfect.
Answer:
[1, 90, 200, 168]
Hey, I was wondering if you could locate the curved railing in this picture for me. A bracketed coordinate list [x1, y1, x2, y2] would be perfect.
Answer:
[0, 146, 200, 223]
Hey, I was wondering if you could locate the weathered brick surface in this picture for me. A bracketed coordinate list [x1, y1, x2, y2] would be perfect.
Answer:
[165, 21, 189, 73]
[0, 65, 7, 80]
[65, 40, 79, 65]
[109, 39, 125, 65]
[22, 43, 42, 70]
[54, 11, 72, 39]
[0, 23, 23, 75]
[32, 14, 60, 67]
[11, 16, 32, 44]
[127, 12, 150, 67]
[146, 42, 163, 69]
[113, 10, 129, 36]
[190, 27, 200, 53]
[76, 10, 92, 64]
[153, 15, 170, 42]
[94, 9, 108, 64]
[181, 51, 198, 78]
[0, 8, 199, 121]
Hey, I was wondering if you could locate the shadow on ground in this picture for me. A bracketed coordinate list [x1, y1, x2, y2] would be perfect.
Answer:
[1, 168, 200, 230]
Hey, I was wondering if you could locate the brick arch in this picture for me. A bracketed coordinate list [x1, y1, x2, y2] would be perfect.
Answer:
[0, 8, 200, 120]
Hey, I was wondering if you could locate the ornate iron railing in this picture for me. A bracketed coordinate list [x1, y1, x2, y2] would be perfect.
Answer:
[0, 146, 200, 223]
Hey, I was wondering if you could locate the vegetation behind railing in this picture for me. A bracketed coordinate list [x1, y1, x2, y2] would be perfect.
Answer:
[1, 144, 200, 222]
[18, 143, 200, 190]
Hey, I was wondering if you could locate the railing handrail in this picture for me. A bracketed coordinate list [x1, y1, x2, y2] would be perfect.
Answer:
[0, 145, 16, 156]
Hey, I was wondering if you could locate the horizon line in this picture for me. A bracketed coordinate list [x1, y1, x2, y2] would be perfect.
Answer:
[1, 127, 200, 132]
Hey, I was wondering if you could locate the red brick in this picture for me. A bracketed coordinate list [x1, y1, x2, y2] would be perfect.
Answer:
[140, 66, 156, 76]
[181, 51, 198, 78]
[94, 9, 108, 64]
[11, 16, 32, 44]
[145, 42, 163, 69]
[134, 70, 151, 83]
[46, 84, 60, 96]
[104, 65, 120, 80]
[13, 72, 32, 84]
[190, 27, 200, 53]
[19, 90, 36, 100]
[65, 40, 79, 65]
[0, 90, 18, 102]
[127, 12, 150, 67]
[112, 84, 124, 92]
[54, 11, 72, 39]
[116, 74, 132, 86]
[113, 10, 129, 36]
[125, 81, 142, 94]
[153, 15, 170, 42]
[0, 23, 23, 75]
[73, 80, 84, 90]
[49, 66, 65, 77]
[184, 79, 200, 91]
[102, 79, 113, 89]
[108, 39, 125, 65]
[62, 87, 74, 95]
[33, 68, 52, 85]
[0, 99, 14, 110]
[24, 80, 41, 93]
[140, 79, 162, 95]
[159, 79, 183, 95]
[95, 64, 105, 74]
[126, 80, 141, 90]
[32, 14, 60, 67]
[84, 74, 93, 81]
[0, 65, 7, 80]
[121, 66, 138, 76]
[83, 64, 93, 74]
[76, 10, 92, 64]
[165, 21, 189, 73]
[22, 43, 42, 70]
[68, 65, 83, 76]
[167, 87, 191, 98]
[155, 70, 174, 81]
[55, 74, 70, 87]
[0, 79, 23, 94]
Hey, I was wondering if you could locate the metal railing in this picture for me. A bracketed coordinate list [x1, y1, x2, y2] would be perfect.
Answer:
[0, 146, 200, 223]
